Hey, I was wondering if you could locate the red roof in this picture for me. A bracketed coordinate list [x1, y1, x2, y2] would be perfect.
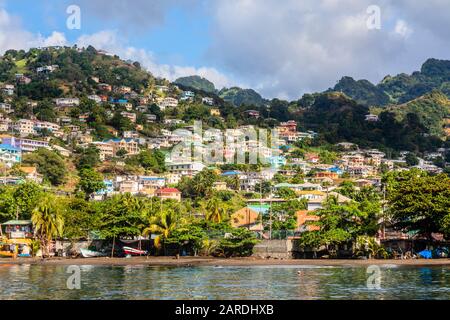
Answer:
[157, 188, 181, 194]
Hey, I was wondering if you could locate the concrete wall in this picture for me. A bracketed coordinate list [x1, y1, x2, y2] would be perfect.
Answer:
[253, 240, 295, 259]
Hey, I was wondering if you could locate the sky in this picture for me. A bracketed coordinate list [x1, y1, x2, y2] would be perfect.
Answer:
[1, 0, 450, 100]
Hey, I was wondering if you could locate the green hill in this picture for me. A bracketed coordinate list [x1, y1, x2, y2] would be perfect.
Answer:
[328, 59, 450, 107]
[384, 90, 450, 136]
[378, 58, 450, 104]
[0, 46, 155, 99]
[331, 76, 391, 107]
[174, 75, 216, 93]
[297, 92, 441, 153]
[219, 87, 265, 107]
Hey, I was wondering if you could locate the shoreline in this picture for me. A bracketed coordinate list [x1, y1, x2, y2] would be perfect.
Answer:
[1, 256, 450, 267]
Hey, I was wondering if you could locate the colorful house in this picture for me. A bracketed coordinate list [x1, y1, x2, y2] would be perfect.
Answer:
[0, 220, 33, 258]
[0, 144, 21, 167]
[155, 188, 182, 202]
[296, 210, 320, 232]
[231, 207, 263, 231]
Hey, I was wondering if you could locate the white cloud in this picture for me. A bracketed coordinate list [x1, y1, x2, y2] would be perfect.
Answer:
[75, 31, 232, 89]
[35, 31, 68, 47]
[76, 30, 118, 52]
[0, 4, 231, 91]
[0, 9, 69, 53]
[206, 0, 450, 98]
[0, 8, 35, 53]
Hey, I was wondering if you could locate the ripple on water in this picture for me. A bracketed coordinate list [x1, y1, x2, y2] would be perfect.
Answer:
[0, 264, 449, 300]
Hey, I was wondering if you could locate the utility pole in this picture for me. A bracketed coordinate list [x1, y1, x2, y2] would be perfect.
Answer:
[382, 183, 386, 240]
[269, 193, 273, 240]
[259, 179, 263, 239]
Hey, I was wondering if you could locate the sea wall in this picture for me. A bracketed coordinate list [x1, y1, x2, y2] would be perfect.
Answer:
[252, 240, 295, 259]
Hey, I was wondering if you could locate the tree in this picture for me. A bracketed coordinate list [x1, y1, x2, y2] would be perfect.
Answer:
[22, 149, 68, 186]
[319, 150, 337, 164]
[110, 112, 133, 133]
[254, 181, 272, 197]
[99, 194, 146, 256]
[203, 197, 229, 224]
[0, 187, 17, 222]
[388, 171, 450, 239]
[34, 100, 57, 122]
[13, 182, 44, 219]
[178, 169, 217, 199]
[405, 153, 419, 166]
[116, 148, 128, 158]
[165, 224, 207, 256]
[270, 199, 307, 231]
[76, 146, 100, 170]
[77, 169, 105, 199]
[31, 195, 64, 257]
[143, 208, 183, 254]
[275, 187, 297, 200]
[126, 150, 166, 173]
[298, 196, 380, 257]
[62, 197, 100, 240]
[215, 228, 259, 257]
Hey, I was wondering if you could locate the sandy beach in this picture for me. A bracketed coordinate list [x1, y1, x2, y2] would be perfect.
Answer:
[1, 256, 450, 267]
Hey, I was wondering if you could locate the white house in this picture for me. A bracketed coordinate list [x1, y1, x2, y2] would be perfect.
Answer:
[0, 103, 13, 114]
[166, 162, 206, 177]
[158, 97, 178, 111]
[88, 95, 102, 103]
[55, 98, 80, 107]
[202, 97, 214, 106]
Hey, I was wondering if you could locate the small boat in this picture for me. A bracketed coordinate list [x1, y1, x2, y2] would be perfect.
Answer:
[0, 244, 14, 258]
[123, 246, 148, 256]
[80, 248, 107, 258]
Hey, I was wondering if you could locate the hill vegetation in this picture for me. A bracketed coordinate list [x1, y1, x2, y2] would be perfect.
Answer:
[219, 87, 266, 107]
[174, 75, 216, 94]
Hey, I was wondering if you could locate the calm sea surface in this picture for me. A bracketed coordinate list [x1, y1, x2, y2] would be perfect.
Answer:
[0, 264, 449, 300]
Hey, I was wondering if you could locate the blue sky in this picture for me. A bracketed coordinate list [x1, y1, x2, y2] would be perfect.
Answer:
[1, 0, 450, 100]
[3, 1, 211, 67]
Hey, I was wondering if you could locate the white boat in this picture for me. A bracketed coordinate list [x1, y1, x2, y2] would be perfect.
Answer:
[80, 248, 108, 258]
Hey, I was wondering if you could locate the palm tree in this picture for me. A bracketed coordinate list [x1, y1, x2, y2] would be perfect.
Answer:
[31, 196, 64, 258]
[204, 197, 228, 224]
[143, 209, 180, 255]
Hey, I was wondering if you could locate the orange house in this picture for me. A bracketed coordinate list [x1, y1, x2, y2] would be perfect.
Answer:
[296, 210, 320, 232]
[231, 207, 263, 231]
[155, 188, 182, 202]
[315, 171, 338, 180]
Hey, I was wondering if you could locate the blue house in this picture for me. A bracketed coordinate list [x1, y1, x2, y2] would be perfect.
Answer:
[180, 91, 195, 101]
[110, 98, 129, 105]
[0, 144, 22, 167]
[96, 180, 114, 195]
[328, 166, 343, 175]
[221, 170, 242, 177]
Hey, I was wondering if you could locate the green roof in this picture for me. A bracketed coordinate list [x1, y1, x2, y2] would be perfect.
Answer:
[274, 183, 296, 188]
[1, 220, 32, 226]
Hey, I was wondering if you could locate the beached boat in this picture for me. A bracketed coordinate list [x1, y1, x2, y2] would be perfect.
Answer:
[0, 243, 15, 258]
[123, 246, 148, 256]
[80, 248, 108, 258]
